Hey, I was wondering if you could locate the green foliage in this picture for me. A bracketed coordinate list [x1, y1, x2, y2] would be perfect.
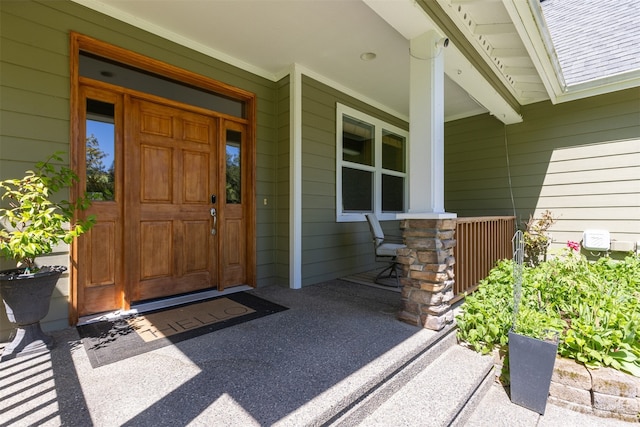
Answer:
[455, 259, 514, 354]
[457, 252, 640, 378]
[523, 210, 556, 267]
[226, 150, 241, 204]
[0, 152, 96, 272]
[86, 134, 115, 201]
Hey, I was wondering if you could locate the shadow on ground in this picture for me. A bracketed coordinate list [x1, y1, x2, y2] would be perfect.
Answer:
[1, 280, 434, 426]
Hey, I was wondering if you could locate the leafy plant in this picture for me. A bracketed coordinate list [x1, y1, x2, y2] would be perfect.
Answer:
[523, 210, 556, 267]
[457, 251, 640, 378]
[0, 152, 95, 273]
[455, 259, 514, 354]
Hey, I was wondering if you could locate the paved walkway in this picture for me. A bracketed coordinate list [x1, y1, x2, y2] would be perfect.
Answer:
[466, 382, 635, 426]
[1, 281, 636, 426]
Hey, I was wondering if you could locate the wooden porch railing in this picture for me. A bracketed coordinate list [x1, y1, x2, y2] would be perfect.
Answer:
[452, 216, 516, 303]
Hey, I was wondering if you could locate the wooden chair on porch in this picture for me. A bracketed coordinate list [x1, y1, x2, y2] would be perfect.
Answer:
[365, 213, 406, 287]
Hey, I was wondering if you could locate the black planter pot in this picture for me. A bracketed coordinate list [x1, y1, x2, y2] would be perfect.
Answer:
[508, 330, 558, 415]
[0, 266, 66, 361]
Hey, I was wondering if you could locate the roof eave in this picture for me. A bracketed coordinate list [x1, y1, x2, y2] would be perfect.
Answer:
[503, 0, 640, 105]
[556, 70, 640, 103]
[502, 0, 565, 104]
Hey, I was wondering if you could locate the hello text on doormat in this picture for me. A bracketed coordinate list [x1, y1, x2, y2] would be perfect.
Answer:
[77, 292, 288, 368]
[129, 298, 255, 342]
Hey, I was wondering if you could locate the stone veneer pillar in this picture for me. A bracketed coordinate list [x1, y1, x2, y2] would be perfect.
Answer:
[395, 218, 456, 330]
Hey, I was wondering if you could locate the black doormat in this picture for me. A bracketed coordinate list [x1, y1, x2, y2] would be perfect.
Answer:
[77, 292, 287, 368]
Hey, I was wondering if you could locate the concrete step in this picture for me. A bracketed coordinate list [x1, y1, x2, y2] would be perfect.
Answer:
[328, 333, 494, 427]
[320, 324, 458, 426]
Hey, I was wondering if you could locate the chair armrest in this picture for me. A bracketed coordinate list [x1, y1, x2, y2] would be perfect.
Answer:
[384, 235, 404, 244]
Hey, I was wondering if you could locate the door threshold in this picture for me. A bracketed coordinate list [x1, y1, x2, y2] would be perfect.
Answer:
[77, 285, 253, 326]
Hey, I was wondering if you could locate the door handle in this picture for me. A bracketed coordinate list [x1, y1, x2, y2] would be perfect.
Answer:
[210, 208, 217, 235]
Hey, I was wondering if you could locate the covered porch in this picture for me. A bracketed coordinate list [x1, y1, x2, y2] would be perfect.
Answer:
[1, 0, 638, 355]
[0, 280, 619, 426]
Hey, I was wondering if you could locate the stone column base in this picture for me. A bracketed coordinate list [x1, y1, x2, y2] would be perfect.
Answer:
[396, 218, 456, 331]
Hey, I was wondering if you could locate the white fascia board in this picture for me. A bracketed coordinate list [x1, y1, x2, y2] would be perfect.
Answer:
[366, 0, 521, 124]
[70, 0, 277, 82]
[555, 70, 640, 104]
[502, 0, 565, 103]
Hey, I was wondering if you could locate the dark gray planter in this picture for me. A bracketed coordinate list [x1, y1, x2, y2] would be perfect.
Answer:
[508, 330, 558, 415]
[0, 266, 65, 361]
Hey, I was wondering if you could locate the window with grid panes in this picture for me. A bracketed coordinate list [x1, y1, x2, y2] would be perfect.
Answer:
[336, 104, 408, 222]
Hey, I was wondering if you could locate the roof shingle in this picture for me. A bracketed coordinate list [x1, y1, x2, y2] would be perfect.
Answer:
[541, 0, 640, 86]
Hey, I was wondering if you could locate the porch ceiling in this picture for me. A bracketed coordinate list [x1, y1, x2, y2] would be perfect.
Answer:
[73, 0, 550, 122]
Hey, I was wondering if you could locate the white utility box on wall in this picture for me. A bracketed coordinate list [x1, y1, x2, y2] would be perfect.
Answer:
[582, 229, 610, 251]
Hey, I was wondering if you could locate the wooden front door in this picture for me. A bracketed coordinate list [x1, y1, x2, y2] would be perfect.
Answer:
[75, 84, 253, 317]
[126, 97, 218, 301]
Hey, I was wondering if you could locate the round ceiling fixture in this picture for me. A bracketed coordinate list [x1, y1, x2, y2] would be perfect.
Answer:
[360, 52, 377, 61]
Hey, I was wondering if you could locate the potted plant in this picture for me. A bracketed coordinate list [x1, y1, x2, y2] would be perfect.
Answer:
[0, 152, 94, 360]
[508, 229, 562, 415]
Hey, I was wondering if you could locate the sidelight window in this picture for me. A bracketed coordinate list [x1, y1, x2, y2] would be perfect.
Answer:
[226, 130, 242, 204]
[86, 99, 116, 201]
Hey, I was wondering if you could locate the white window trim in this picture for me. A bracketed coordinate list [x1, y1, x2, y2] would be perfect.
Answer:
[336, 103, 409, 222]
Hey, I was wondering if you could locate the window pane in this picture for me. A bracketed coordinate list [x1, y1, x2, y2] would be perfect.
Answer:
[86, 99, 115, 201]
[342, 115, 373, 166]
[382, 174, 404, 212]
[342, 168, 373, 212]
[226, 130, 242, 204]
[382, 130, 406, 172]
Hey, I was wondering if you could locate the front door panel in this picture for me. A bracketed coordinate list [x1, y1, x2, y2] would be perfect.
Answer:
[127, 97, 218, 301]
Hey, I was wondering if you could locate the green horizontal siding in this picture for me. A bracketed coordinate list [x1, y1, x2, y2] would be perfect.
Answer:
[445, 87, 640, 250]
[300, 75, 408, 286]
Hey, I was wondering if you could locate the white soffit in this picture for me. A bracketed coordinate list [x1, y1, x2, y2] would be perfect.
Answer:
[72, 0, 413, 120]
[72, 0, 510, 122]
[445, 45, 522, 124]
[71, 0, 274, 80]
[437, 0, 549, 106]
[502, 0, 566, 103]
[365, 0, 522, 124]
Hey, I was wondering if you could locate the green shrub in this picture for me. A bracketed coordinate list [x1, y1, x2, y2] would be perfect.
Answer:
[456, 252, 640, 378]
[0, 152, 95, 272]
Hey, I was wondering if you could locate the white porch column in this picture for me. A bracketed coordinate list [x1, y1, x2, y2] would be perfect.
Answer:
[396, 31, 456, 331]
[407, 30, 447, 215]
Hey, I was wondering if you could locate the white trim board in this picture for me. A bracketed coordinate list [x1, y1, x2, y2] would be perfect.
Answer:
[289, 64, 303, 290]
